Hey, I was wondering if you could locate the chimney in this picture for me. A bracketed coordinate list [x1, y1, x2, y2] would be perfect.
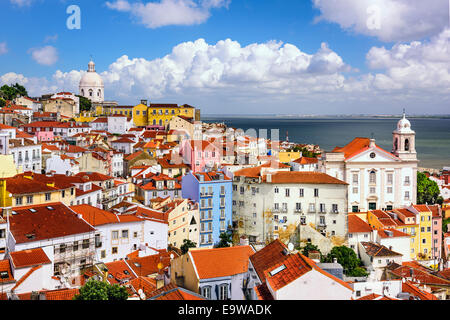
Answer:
[370, 139, 376, 148]
[266, 173, 272, 183]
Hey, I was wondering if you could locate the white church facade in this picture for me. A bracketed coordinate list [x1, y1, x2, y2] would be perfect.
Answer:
[320, 113, 418, 213]
[79, 60, 104, 103]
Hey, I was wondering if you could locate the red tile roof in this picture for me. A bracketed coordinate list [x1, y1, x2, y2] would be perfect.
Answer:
[189, 246, 255, 279]
[0, 260, 14, 284]
[104, 260, 136, 285]
[10, 248, 51, 268]
[348, 215, 373, 233]
[9, 202, 95, 244]
[402, 281, 438, 300]
[263, 171, 348, 185]
[148, 283, 205, 300]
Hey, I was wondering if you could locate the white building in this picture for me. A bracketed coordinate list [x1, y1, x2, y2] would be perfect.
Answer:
[359, 241, 403, 281]
[107, 115, 131, 135]
[70, 204, 168, 264]
[79, 60, 104, 103]
[320, 113, 418, 213]
[233, 164, 348, 244]
[351, 279, 403, 300]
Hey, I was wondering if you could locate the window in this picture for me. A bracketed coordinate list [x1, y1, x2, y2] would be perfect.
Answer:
[387, 173, 393, 184]
[16, 197, 23, 206]
[352, 206, 359, 213]
[274, 187, 279, 194]
[285, 188, 290, 197]
[387, 187, 393, 194]
[299, 188, 304, 197]
[219, 284, 228, 300]
[296, 203, 302, 212]
[82, 239, 90, 249]
[59, 244, 66, 253]
[201, 286, 211, 299]
[112, 231, 119, 240]
[134, 232, 138, 238]
[45, 193, 51, 201]
[112, 247, 118, 254]
[369, 170, 376, 184]
[319, 204, 326, 213]
[405, 191, 410, 200]
[0, 229, 5, 239]
[314, 189, 319, 197]
[332, 204, 338, 213]
[353, 174, 359, 184]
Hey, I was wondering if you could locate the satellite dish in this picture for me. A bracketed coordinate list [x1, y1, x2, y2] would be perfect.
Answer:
[170, 253, 174, 260]
[140, 292, 146, 300]
[288, 243, 294, 252]
[138, 289, 143, 295]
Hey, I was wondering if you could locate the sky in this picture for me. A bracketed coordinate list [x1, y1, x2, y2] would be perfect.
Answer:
[0, 0, 449, 115]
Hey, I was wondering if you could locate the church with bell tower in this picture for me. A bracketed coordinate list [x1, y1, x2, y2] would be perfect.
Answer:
[320, 112, 419, 213]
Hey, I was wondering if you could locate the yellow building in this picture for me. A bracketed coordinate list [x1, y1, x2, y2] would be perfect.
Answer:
[73, 112, 97, 123]
[1, 174, 76, 208]
[366, 207, 432, 261]
[278, 151, 302, 163]
[95, 101, 196, 128]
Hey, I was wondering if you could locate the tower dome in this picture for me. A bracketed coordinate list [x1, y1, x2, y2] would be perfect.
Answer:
[395, 111, 414, 134]
[79, 60, 104, 103]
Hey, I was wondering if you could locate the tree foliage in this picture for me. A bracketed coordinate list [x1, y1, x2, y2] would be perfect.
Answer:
[322, 246, 367, 277]
[0, 83, 28, 100]
[301, 242, 321, 257]
[76, 95, 92, 112]
[73, 279, 129, 300]
[180, 239, 197, 254]
[417, 172, 442, 205]
[215, 226, 233, 248]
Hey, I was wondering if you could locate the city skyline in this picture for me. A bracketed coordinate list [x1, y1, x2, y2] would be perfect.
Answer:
[0, 0, 449, 115]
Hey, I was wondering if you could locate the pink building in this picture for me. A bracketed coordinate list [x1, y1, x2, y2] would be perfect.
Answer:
[180, 140, 221, 173]
[35, 130, 54, 142]
[430, 205, 443, 261]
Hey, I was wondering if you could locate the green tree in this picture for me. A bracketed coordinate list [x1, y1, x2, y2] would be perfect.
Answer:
[0, 83, 28, 100]
[417, 172, 441, 205]
[215, 227, 233, 248]
[301, 242, 321, 257]
[0, 98, 5, 108]
[73, 279, 129, 300]
[180, 239, 197, 254]
[322, 246, 367, 277]
[76, 95, 92, 112]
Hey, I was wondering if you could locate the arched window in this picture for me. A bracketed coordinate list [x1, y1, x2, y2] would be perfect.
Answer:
[153, 119, 156, 125]
[405, 139, 410, 151]
[89, 89, 93, 97]
[159, 120, 163, 126]
[370, 170, 376, 184]
[81, 89, 84, 96]
[97, 89, 101, 97]
[394, 138, 398, 151]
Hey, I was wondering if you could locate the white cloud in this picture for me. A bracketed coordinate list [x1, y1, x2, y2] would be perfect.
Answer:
[312, 0, 449, 42]
[105, 0, 229, 28]
[29, 46, 59, 66]
[366, 28, 450, 91]
[3, 36, 450, 113]
[0, 42, 8, 55]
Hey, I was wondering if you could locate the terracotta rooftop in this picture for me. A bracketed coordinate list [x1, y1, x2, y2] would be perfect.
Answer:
[9, 202, 95, 244]
[189, 246, 255, 279]
[360, 242, 403, 257]
[9, 248, 51, 268]
[263, 171, 348, 185]
[348, 215, 373, 233]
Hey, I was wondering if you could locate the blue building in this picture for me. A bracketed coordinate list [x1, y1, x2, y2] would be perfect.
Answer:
[181, 171, 233, 247]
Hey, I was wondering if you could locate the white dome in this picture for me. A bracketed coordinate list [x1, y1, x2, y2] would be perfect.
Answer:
[80, 71, 104, 87]
[396, 112, 414, 133]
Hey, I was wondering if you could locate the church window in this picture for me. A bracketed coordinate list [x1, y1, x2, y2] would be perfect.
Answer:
[97, 89, 101, 97]
[89, 89, 93, 97]
[405, 139, 410, 151]
[394, 138, 398, 151]
[369, 171, 376, 184]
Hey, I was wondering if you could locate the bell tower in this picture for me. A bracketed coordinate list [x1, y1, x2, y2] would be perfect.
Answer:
[392, 110, 417, 161]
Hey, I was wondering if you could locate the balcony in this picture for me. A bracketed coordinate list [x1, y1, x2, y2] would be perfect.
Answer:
[200, 192, 213, 198]
[308, 209, 316, 214]
[294, 209, 303, 214]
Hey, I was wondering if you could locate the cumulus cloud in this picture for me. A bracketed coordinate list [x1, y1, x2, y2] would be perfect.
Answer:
[105, 0, 230, 28]
[2, 36, 449, 113]
[312, 0, 449, 42]
[0, 42, 8, 55]
[366, 28, 450, 91]
[29, 46, 59, 66]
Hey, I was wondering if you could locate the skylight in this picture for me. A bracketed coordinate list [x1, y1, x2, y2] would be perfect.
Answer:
[269, 265, 286, 277]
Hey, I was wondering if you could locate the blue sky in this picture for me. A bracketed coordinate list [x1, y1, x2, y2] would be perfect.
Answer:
[0, 0, 449, 115]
